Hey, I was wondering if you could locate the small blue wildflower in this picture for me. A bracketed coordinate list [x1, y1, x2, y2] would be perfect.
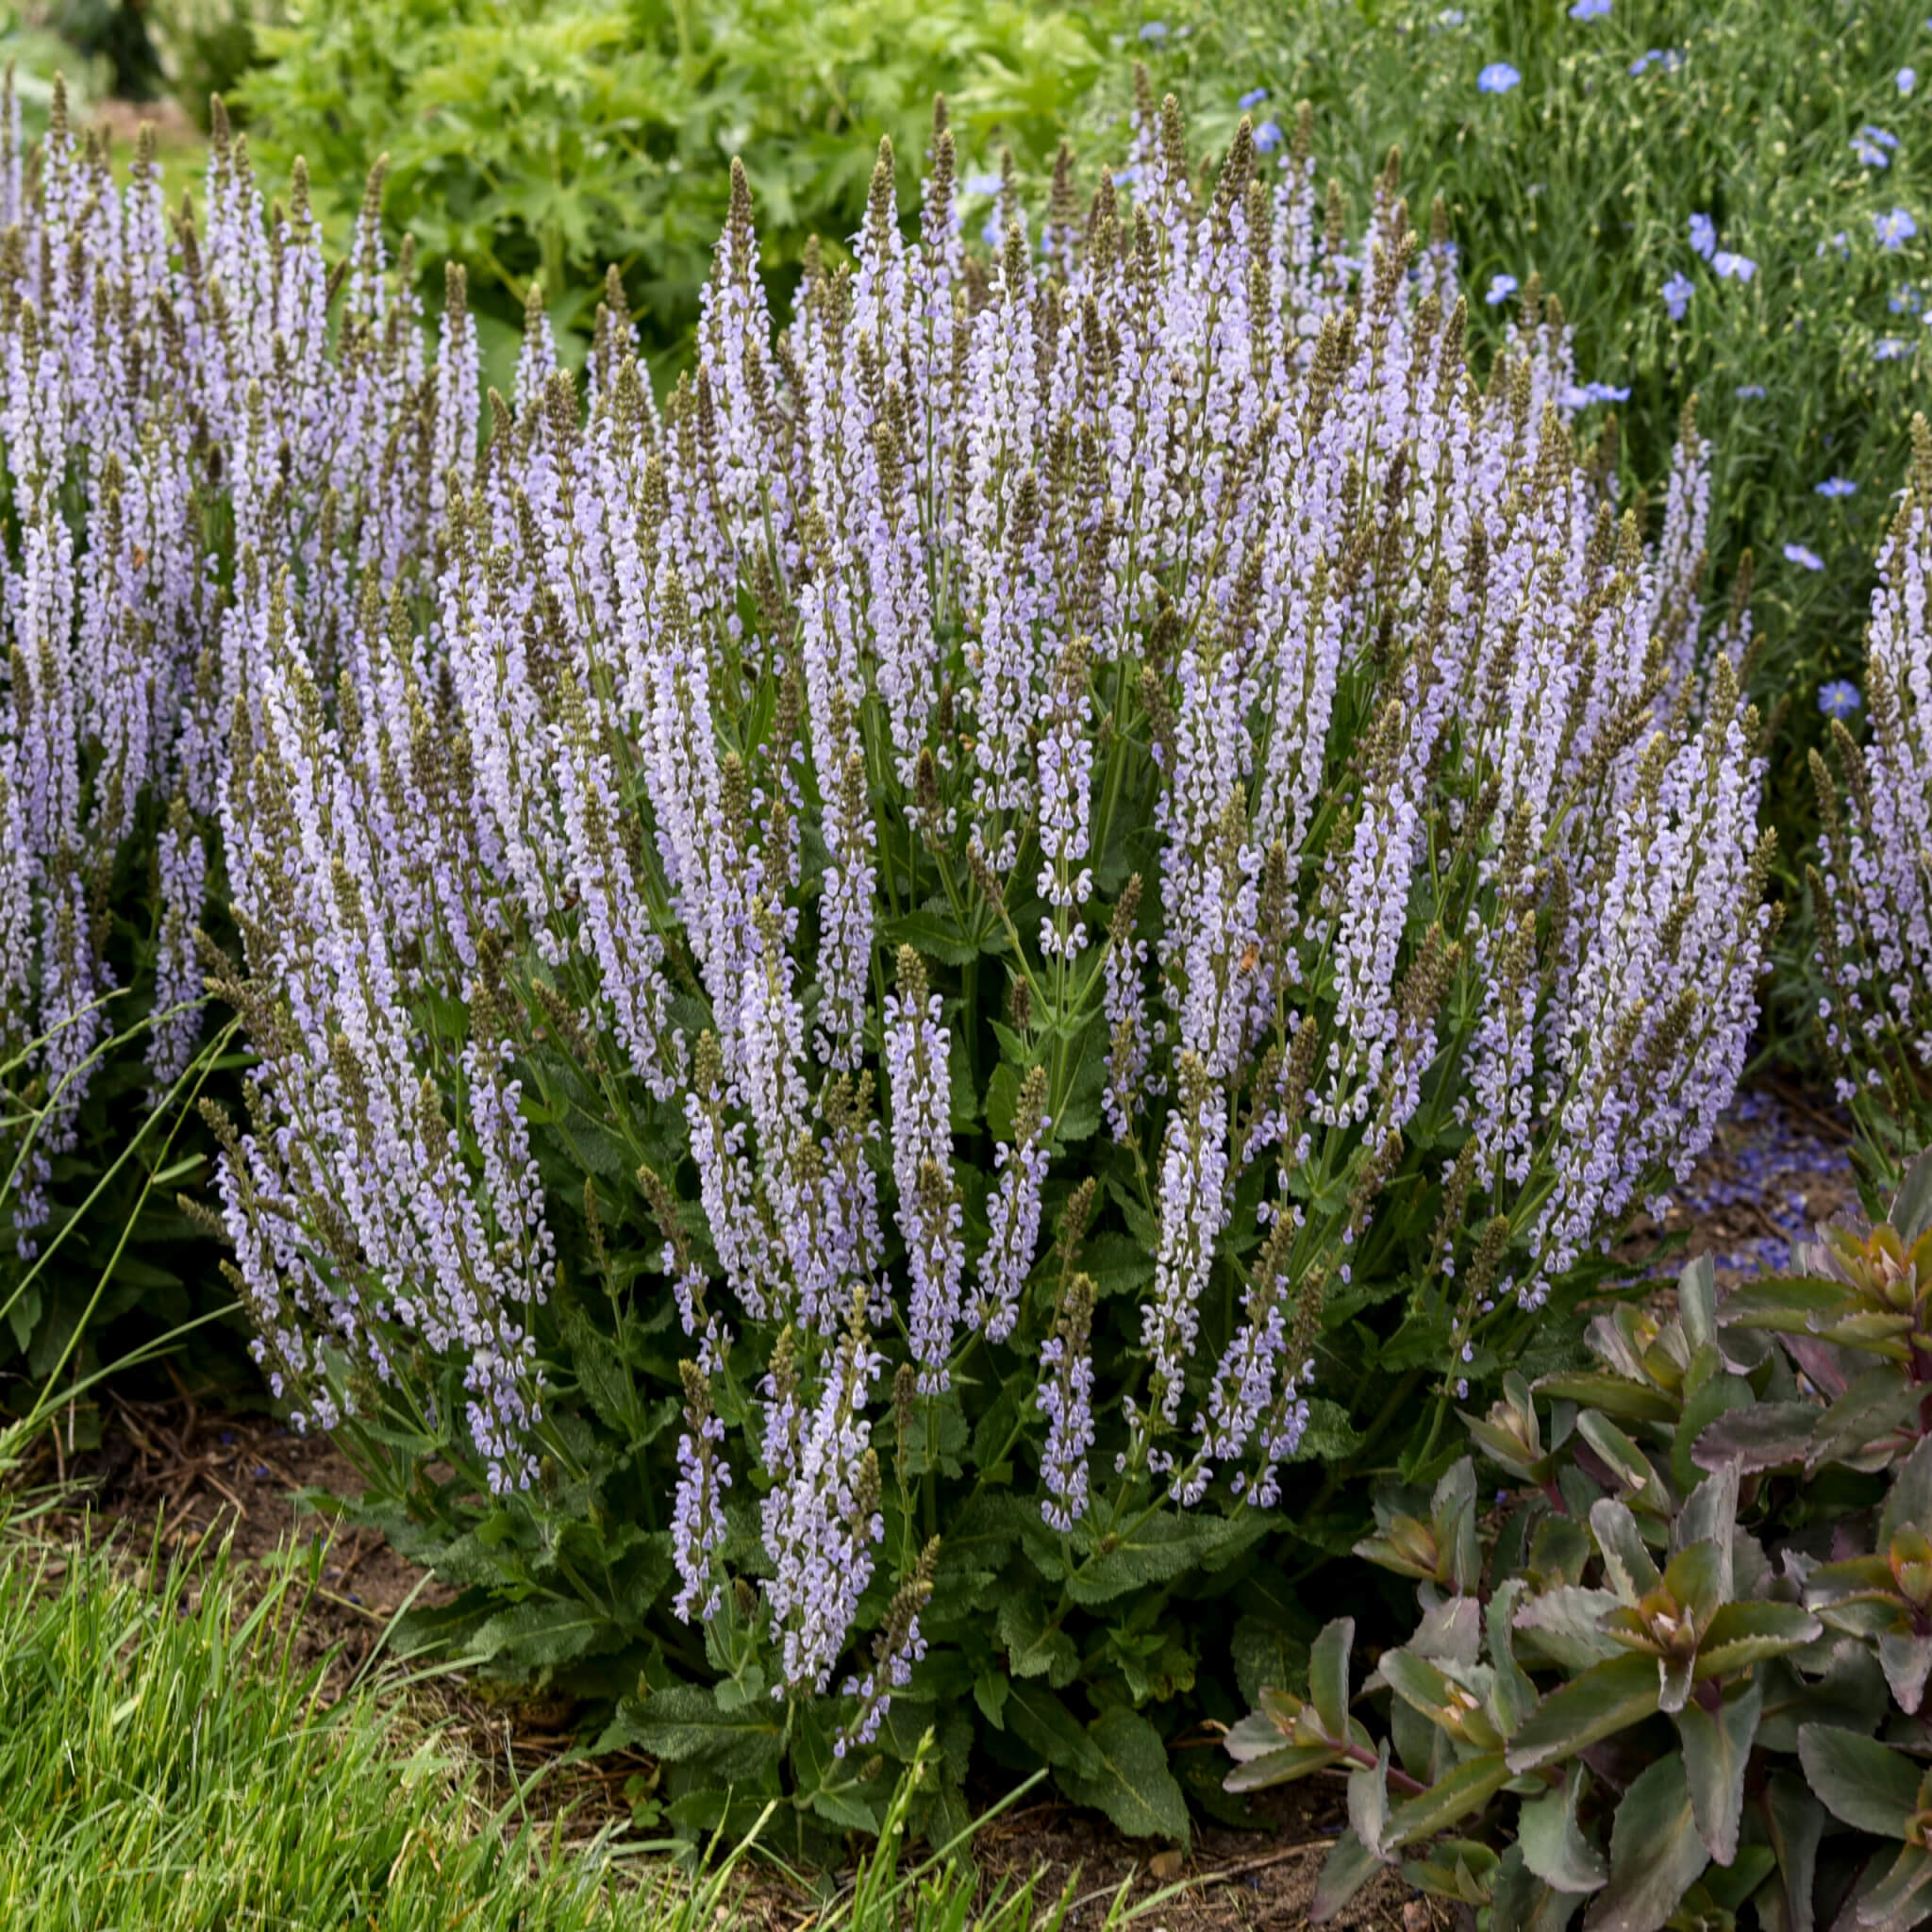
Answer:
[962, 173, 1004, 198]
[1690, 212, 1717, 259]
[1486, 272, 1519, 305]
[1438, 8, 1467, 24]
[1713, 250, 1757, 281]
[1874, 336, 1917, 359]
[1112, 166, 1140, 188]
[1138, 20, 1169, 40]
[1254, 120, 1284, 153]
[1630, 47, 1683, 75]
[1819, 680, 1861, 720]
[1662, 270, 1694, 319]
[1478, 61, 1523, 92]
[1569, 0, 1610, 16]
[1903, 67, 1919, 93]
[1816, 475, 1857, 497]
[1784, 543, 1825, 571]
[1877, 207, 1919, 250]
[981, 216, 1002, 247]
[1854, 137, 1892, 168]
[1890, 284, 1924, 313]
[1863, 124, 1901, 149]
[1562, 380, 1630, 407]
[1735, 384, 1767, 398]
[1821, 230, 1852, 260]
[1239, 87, 1270, 110]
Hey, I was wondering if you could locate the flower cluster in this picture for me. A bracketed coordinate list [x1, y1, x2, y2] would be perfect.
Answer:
[30, 84, 1768, 1744]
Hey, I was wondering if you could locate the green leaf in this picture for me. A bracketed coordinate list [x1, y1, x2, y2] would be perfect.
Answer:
[1589, 1500, 1661, 1603]
[1507, 1652, 1663, 1775]
[1583, 1753, 1708, 1932]
[1797, 1725, 1922, 1838]
[1232, 1617, 1309, 1710]
[1717, 1276, 1853, 1332]
[883, 906, 979, 967]
[1511, 1586, 1624, 1673]
[1308, 1618, 1355, 1740]
[1676, 1676, 1761, 1864]
[1058, 1707, 1190, 1845]
[1763, 1770, 1824, 1932]
[467, 1596, 607, 1671]
[607, 1684, 784, 1783]
[1673, 1374, 1756, 1494]
[1536, 1373, 1677, 1427]
[1006, 1681, 1102, 1777]
[997, 1591, 1079, 1687]
[1881, 1432, 1932, 1547]
[1694, 1600, 1824, 1678]
[1518, 1771, 1608, 1895]
[1310, 1829, 1386, 1924]
[1690, 1402, 1826, 1476]
[1385, 1751, 1512, 1848]
[1493, 1843, 1585, 1932]
[1891, 1150, 1932, 1244]
[1857, 1842, 1932, 1932]
[1065, 1508, 1266, 1605]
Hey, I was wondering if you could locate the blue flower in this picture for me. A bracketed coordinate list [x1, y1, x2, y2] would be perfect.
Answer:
[981, 216, 1002, 248]
[1903, 66, 1919, 94]
[1438, 8, 1467, 25]
[1138, 20, 1169, 41]
[1662, 270, 1694, 319]
[1712, 250, 1757, 282]
[1784, 543, 1825, 571]
[1877, 207, 1919, 250]
[1735, 384, 1767, 399]
[1562, 380, 1630, 406]
[1890, 284, 1924, 314]
[1253, 120, 1284, 153]
[1239, 87, 1270, 110]
[1863, 124, 1901, 149]
[1874, 336, 1917, 360]
[1821, 230, 1852, 260]
[1478, 61, 1523, 92]
[1690, 212, 1717, 259]
[1569, 0, 1610, 16]
[962, 173, 1004, 198]
[1112, 165, 1141, 188]
[1854, 137, 1892, 169]
[1819, 680, 1861, 720]
[1816, 476, 1857, 497]
[1629, 47, 1683, 75]
[1486, 272, 1519, 305]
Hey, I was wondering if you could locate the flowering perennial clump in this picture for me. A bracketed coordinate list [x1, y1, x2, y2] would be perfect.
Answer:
[1810, 416, 1932, 1185]
[3, 78, 1774, 1824]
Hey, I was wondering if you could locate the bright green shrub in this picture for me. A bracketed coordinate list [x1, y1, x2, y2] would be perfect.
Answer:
[1229, 1162, 1932, 1930]
[231, 0, 1124, 370]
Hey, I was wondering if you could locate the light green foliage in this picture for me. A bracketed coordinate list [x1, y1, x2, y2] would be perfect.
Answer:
[233, 0, 1124, 373]
[1227, 1154, 1932, 1932]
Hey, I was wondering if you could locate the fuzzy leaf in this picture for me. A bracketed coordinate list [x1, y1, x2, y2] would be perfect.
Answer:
[607, 1683, 784, 1782]
[1058, 1707, 1190, 1844]
[1007, 1681, 1103, 1777]
[1065, 1509, 1266, 1605]
[1582, 1753, 1708, 1932]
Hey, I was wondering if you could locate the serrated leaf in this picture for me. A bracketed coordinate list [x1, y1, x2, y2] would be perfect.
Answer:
[1058, 1707, 1190, 1844]
[998, 1591, 1080, 1687]
[1694, 1600, 1823, 1677]
[1677, 1676, 1760, 1864]
[1309, 1618, 1355, 1740]
[1385, 1750, 1512, 1848]
[1511, 1586, 1624, 1672]
[1763, 1770, 1824, 1932]
[1582, 1753, 1707, 1932]
[1066, 1508, 1266, 1605]
[1311, 1829, 1386, 1924]
[607, 1683, 784, 1783]
[1690, 1402, 1823, 1475]
[1590, 1500, 1661, 1604]
[1797, 1725, 1921, 1838]
[468, 1596, 607, 1671]
[1519, 1771, 1608, 1895]
[1536, 1373, 1677, 1426]
[1493, 1842, 1585, 1932]
[1507, 1652, 1662, 1775]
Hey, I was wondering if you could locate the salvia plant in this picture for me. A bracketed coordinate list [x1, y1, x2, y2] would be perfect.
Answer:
[1228, 1165, 1932, 1932]
[0, 68, 253, 1384]
[8, 68, 1774, 1835]
[1810, 416, 1932, 1200]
